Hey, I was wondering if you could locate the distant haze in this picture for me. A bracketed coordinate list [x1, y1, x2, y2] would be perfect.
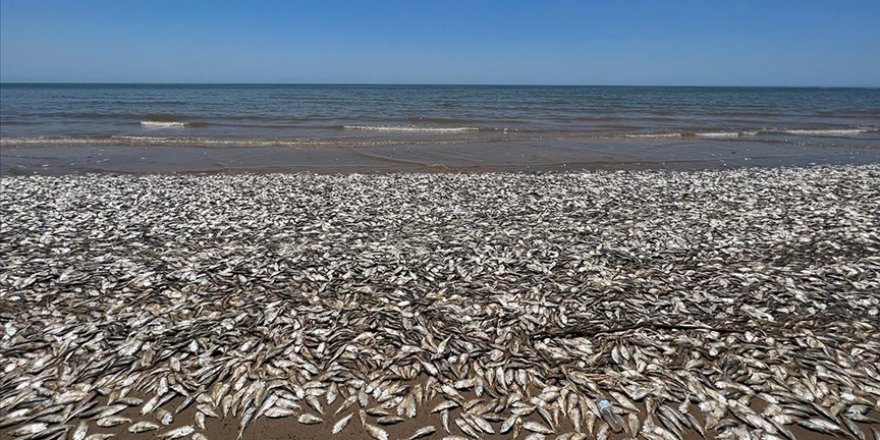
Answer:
[1, 0, 878, 86]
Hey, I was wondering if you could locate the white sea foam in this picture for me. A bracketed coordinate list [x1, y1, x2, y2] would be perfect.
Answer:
[695, 131, 758, 139]
[624, 133, 683, 139]
[0, 136, 471, 148]
[0, 136, 318, 147]
[343, 125, 479, 133]
[779, 128, 872, 136]
[140, 121, 188, 128]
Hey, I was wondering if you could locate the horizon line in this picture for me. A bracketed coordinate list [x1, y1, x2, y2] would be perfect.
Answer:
[1, 81, 878, 89]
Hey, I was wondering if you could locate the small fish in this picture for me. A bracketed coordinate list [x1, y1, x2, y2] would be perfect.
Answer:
[327, 384, 338, 405]
[158, 425, 195, 439]
[377, 415, 405, 425]
[332, 413, 353, 434]
[156, 408, 174, 425]
[263, 407, 295, 418]
[116, 396, 144, 406]
[298, 413, 323, 425]
[197, 405, 219, 418]
[500, 415, 518, 434]
[306, 396, 324, 414]
[54, 390, 90, 405]
[335, 395, 357, 416]
[842, 416, 866, 440]
[11, 423, 48, 436]
[96, 416, 131, 427]
[454, 417, 480, 438]
[73, 421, 89, 440]
[195, 411, 207, 430]
[364, 422, 389, 440]
[96, 404, 128, 418]
[404, 426, 436, 440]
[129, 421, 161, 433]
[523, 420, 555, 434]
[797, 418, 845, 436]
[432, 400, 459, 413]
[470, 415, 494, 434]
[597, 420, 610, 440]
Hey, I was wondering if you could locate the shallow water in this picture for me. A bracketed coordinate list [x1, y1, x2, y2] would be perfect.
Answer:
[1, 84, 878, 174]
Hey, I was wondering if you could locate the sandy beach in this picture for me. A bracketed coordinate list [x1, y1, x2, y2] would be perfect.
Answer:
[3, 0, 879, 438]
[1, 165, 879, 439]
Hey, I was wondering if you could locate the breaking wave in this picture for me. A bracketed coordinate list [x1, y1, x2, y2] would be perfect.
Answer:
[779, 128, 874, 136]
[694, 131, 759, 139]
[0, 136, 477, 148]
[343, 125, 479, 133]
[623, 127, 876, 139]
[140, 113, 207, 128]
[624, 133, 686, 139]
[140, 121, 208, 128]
[2, 125, 876, 149]
[625, 130, 759, 139]
[140, 121, 188, 128]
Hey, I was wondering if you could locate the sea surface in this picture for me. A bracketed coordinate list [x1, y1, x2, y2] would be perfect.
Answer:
[2, 84, 879, 174]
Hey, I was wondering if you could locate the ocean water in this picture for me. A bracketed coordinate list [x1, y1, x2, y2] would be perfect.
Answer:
[1, 84, 879, 173]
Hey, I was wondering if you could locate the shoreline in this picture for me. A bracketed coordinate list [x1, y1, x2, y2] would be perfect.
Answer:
[3, 137, 880, 176]
[2, 165, 879, 440]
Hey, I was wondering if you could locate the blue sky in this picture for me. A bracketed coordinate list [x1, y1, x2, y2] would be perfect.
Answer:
[1, 0, 878, 86]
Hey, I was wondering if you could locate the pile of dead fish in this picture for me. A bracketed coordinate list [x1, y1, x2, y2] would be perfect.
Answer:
[1, 165, 879, 440]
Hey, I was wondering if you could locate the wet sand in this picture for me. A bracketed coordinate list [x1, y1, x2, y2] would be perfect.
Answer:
[2, 137, 879, 175]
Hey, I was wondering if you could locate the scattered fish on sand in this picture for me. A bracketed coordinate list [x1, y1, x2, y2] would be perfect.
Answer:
[1, 165, 879, 439]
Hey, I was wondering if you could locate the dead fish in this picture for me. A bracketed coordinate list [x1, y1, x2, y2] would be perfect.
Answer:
[377, 415, 405, 425]
[797, 418, 845, 436]
[332, 413, 354, 434]
[157, 425, 195, 439]
[298, 413, 323, 425]
[10, 423, 48, 436]
[72, 421, 89, 440]
[432, 401, 459, 413]
[523, 420, 555, 434]
[500, 415, 518, 434]
[54, 390, 90, 405]
[403, 426, 437, 440]
[96, 404, 128, 418]
[306, 396, 324, 414]
[195, 412, 207, 430]
[454, 417, 480, 438]
[842, 416, 866, 440]
[263, 407, 295, 418]
[597, 421, 611, 440]
[364, 422, 390, 440]
[156, 408, 174, 425]
[128, 421, 161, 433]
[197, 405, 219, 418]
[96, 416, 131, 427]
[469, 415, 494, 434]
